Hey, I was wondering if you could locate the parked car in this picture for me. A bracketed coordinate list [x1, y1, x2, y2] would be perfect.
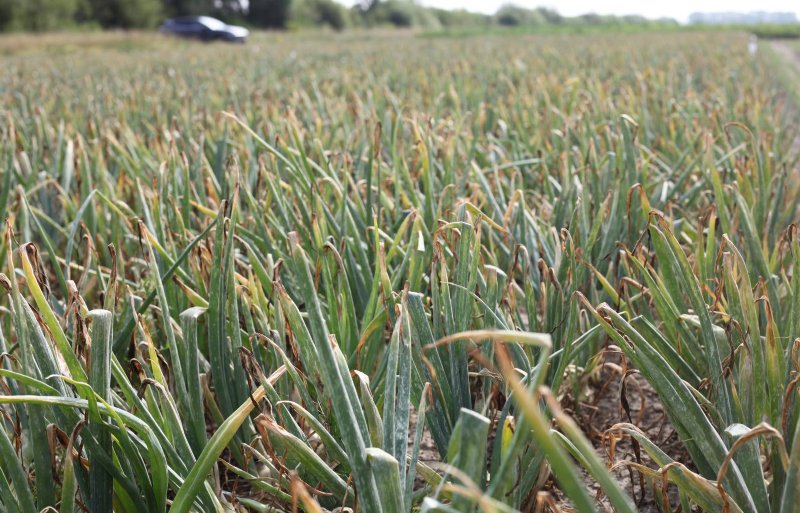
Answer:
[159, 16, 249, 43]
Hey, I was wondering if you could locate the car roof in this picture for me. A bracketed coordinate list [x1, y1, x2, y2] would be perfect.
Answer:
[197, 17, 227, 29]
[168, 16, 227, 29]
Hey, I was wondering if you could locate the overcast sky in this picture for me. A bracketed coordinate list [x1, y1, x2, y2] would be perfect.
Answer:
[349, 0, 800, 23]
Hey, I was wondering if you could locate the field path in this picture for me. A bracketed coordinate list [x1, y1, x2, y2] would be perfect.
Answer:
[769, 40, 800, 159]
[770, 40, 800, 68]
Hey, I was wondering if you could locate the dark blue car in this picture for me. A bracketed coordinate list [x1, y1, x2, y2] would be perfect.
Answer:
[159, 16, 249, 43]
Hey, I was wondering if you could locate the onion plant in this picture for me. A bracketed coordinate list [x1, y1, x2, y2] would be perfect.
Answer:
[0, 30, 797, 512]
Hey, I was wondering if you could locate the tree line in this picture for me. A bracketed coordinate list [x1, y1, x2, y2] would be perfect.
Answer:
[0, 0, 679, 33]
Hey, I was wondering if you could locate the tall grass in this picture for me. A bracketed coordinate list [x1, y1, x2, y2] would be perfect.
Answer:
[0, 30, 797, 512]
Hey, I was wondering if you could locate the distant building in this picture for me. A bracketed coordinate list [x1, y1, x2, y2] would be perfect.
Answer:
[689, 11, 798, 25]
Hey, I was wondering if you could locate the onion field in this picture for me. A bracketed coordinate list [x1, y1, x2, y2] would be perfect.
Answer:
[0, 30, 798, 513]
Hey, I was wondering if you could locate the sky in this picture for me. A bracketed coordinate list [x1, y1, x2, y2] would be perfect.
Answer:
[356, 1, 800, 23]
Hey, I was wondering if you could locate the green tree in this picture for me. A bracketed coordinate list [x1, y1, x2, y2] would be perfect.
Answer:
[535, 7, 562, 24]
[214, 0, 244, 19]
[290, 0, 349, 30]
[0, 0, 14, 31]
[1, 0, 79, 31]
[312, 0, 347, 30]
[495, 4, 545, 27]
[431, 8, 489, 28]
[362, 0, 438, 28]
[81, 0, 162, 28]
[248, 0, 292, 28]
[162, 0, 214, 17]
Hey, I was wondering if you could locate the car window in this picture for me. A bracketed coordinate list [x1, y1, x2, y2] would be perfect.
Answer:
[198, 17, 226, 31]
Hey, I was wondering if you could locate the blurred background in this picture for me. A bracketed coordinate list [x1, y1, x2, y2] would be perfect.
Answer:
[0, 0, 798, 37]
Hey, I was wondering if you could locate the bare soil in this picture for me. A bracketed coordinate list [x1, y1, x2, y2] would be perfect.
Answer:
[405, 345, 691, 512]
[558, 347, 688, 512]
